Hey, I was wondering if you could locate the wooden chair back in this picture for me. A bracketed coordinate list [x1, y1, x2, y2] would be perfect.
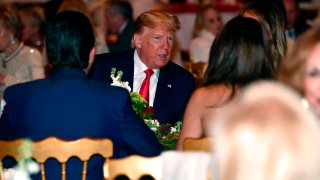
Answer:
[0, 138, 25, 180]
[189, 62, 208, 88]
[191, 62, 208, 78]
[0, 137, 113, 180]
[32, 137, 113, 180]
[104, 155, 162, 180]
[183, 137, 213, 152]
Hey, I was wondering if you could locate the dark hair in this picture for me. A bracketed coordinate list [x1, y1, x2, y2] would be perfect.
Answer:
[0, 3, 23, 41]
[108, 0, 133, 20]
[269, 0, 287, 21]
[46, 11, 95, 70]
[203, 16, 274, 91]
[240, 0, 287, 68]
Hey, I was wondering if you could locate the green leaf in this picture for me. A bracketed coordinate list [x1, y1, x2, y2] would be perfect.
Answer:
[130, 92, 151, 120]
[121, 71, 181, 150]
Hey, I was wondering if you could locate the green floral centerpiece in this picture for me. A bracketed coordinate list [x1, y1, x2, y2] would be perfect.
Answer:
[110, 68, 181, 150]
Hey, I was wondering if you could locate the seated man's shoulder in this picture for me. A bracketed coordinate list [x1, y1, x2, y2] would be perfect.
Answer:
[94, 50, 133, 63]
[166, 61, 194, 80]
[89, 50, 134, 79]
[5, 78, 44, 93]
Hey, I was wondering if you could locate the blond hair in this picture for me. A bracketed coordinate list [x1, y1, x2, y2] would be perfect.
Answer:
[192, 4, 220, 38]
[19, 6, 45, 28]
[131, 10, 180, 48]
[277, 27, 320, 94]
[213, 81, 320, 180]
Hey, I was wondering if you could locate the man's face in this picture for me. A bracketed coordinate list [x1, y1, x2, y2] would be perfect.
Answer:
[134, 26, 175, 69]
[105, 6, 123, 34]
[283, 0, 299, 29]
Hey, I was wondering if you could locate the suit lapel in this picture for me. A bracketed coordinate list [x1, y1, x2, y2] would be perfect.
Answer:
[118, 51, 135, 90]
[154, 66, 174, 123]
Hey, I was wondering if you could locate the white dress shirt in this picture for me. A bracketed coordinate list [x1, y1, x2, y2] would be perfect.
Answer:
[119, 21, 128, 34]
[133, 50, 159, 107]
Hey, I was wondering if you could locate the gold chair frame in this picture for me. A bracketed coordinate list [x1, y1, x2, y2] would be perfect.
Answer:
[183, 137, 213, 152]
[0, 138, 24, 180]
[0, 137, 113, 180]
[190, 62, 208, 78]
[104, 155, 162, 180]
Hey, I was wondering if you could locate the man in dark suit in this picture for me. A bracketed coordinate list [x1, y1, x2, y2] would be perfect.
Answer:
[90, 10, 195, 125]
[0, 11, 162, 180]
[105, 0, 135, 52]
[282, 0, 310, 39]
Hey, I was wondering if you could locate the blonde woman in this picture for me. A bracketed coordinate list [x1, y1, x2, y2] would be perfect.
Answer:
[0, 3, 45, 98]
[212, 81, 320, 180]
[277, 27, 320, 118]
[189, 4, 223, 63]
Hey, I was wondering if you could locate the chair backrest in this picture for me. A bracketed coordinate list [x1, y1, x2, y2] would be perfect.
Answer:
[33, 137, 113, 180]
[183, 137, 213, 152]
[0, 138, 25, 180]
[0, 137, 113, 180]
[104, 155, 162, 180]
[191, 62, 208, 78]
[189, 62, 208, 88]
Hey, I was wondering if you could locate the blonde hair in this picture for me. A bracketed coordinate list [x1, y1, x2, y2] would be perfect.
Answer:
[0, 3, 22, 40]
[277, 27, 320, 94]
[19, 6, 45, 28]
[213, 81, 320, 180]
[192, 4, 220, 38]
[131, 10, 180, 48]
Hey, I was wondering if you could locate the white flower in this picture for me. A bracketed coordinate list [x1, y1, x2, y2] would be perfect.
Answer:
[26, 160, 40, 174]
[3, 168, 16, 180]
[170, 127, 177, 133]
[110, 68, 131, 92]
[153, 120, 160, 126]
[13, 170, 30, 180]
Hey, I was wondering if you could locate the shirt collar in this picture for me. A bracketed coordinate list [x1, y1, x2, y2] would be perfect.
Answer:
[119, 21, 128, 34]
[133, 49, 159, 76]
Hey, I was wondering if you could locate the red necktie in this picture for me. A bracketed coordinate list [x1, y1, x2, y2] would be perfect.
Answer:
[139, 69, 154, 104]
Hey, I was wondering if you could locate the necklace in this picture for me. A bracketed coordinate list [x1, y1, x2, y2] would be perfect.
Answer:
[1, 42, 24, 63]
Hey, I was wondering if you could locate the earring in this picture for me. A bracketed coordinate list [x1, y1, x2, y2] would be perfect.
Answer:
[302, 97, 310, 109]
[10, 35, 15, 44]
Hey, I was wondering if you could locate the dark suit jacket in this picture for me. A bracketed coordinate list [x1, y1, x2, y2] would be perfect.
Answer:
[108, 19, 135, 53]
[294, 19, 310, 38]
[0, 69, 163, 180]
[89, 50, 195, 124]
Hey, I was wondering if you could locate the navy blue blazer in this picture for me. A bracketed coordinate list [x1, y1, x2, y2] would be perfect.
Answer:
[0, 69, 163, 180]
[89, 50, 195, 124]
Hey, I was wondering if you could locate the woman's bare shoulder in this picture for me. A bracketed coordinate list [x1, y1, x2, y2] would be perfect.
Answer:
[191, 84, 232, 106]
